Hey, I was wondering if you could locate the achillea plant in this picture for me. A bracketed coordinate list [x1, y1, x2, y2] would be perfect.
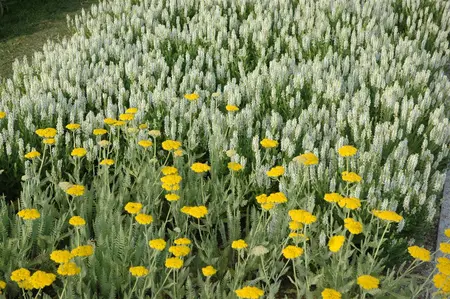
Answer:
[0, 0, 449, 298]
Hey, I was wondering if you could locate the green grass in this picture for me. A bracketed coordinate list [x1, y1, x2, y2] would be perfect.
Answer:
[0, 0, 97, 79]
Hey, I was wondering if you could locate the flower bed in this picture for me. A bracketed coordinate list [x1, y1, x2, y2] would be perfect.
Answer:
[0, 0, 450, 297]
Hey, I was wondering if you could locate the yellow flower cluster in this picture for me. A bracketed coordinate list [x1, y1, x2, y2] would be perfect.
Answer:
[321, 288, 342, 299]
[232, 239, 248, 250]
[288, 209, 317, 225]
[124, 202, 143, 214]
[71, 245, 94, 257]
[266, 165, 284, 177]
[407, 246, 431, 262]
[11, 268, 56, 290]
[357, 275, 379, 290]
[71, 147, 87, 157]
[282, 245, 304, 259]
[341, 171, 362, 183]
[344, 218, 363, 234]
[337, 197, 361, 210]
[161, 174, 182, 191]
[50, 250, 72, 263]
[338, 145, 357, 157]
[24, 150, 41, 159]
[328, 236, 345, 253]
[294, 152, 319, 165]
[191, 162, 211, 173]
[149, 238, 167, 251]
[100, 159, 114, 166]
[235, 286, 264, 299]
[69, 216, 86, 226]
[161, 166, 178, 175]
[162, 140, 182, 151]
[66, 184, 85, 196]
[135, 213, 153, 225]
[228, 161, 243, 171]
[129, 266, 149, 277]
[184, 93, 199, 101]
[202, 265, 217, 277]
[17, 208, 40, 220]
[165, 257, 184, 269]
[181, 206, 208, 218]
[35, 128, 57, 138]
[372, 210, 403, 223]
[226, 104, 239, 111]
[57, 262, 81, 276]
[169, 245, 191, 257]
[66, 123, 80, 130]
[93, 128, 108, 136]
[138, 140, 153, 148]
[260, 138, 278, 148]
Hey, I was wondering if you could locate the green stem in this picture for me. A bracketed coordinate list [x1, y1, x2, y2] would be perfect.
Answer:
[369, 223, 390, 271]
[129, 278, 139, 299]
[292, 259, 300, 298]
[34, 288, 41, 299]
[59, 279, 68, 299]
[153, 270, 172, 298]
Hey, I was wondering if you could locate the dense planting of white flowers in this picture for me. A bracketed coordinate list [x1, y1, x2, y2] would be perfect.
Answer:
[1, 0, 449, 222]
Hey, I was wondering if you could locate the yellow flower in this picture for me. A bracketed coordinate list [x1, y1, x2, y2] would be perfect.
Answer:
[174, 238, 191, 245]
[289, 221, 303, 230]
[125, 202, 143, 214]
[100, 159, 114, 166]
[184, 93, 199, 101]
[408, 246, 431, 262]
[162, 140, 182, 151]
[260, 138, 278, 148]
[119, 113, 134, 121]
[50, 250, 72, 264]
[180, 206, 208, 218]
[24, 150, 41, 159]
[191, 162, 211, 173]
[29, 271, 56, 289]
[328, 236, 345, 252]
[228, 162, 243, 171]
[57, 262, 81, 276]
[138, 140, 153, 148]
[266, 166, 285, 177]
[433, 273, 450, 293]
[169, 245, 191, 257]
[174, 149, 183, 157]
[113, 120, 126, 126]
[149, 130, 161, 137]
[71, 245, 94, 257]
[35, 128, 57, 138]
[261, 203, 274, 211]
[324, 193, 343, 203]
[17, 209, 40, 220]
[282, 245, 304, 259]
[11, 268, 31, 282]
[98, 140, 110, 147]
[0, 111, 6, 119]
[66, 123, 80, 131]
[338, 197, 361, 210]
[0, 280, 6, 290]
[126, 107, 138, 114]
[202, 265, 217, 277]
[437, 257, 450, 275]
[288, 209, 317, 225]
[165, 257, 183, 269]
[338, 145, 358, 157]
[235, 286, 264, 299]
[357, 275, 379, 290]
[129, 266, 149, 277]
[232, 239, 248, 249]
[445, 229, 450, 238]
[165, 194, 180, 201]
[162, 183, 180, 191]
[17, 279, 33, 290]
[162, 166, 178, 175]
[344, 218, 363, 234]
[66, 185, 85, 196]
[93, 128, 108, 136]
[294, 152, 319, 166]
[226, 104, 239, 111]
[135, 213, 153, 225]
[161, 174, 182, 186]
[341, 171, 362, 183]
[267, 192, 287, 204]
[139, 124, 148, 130]
[441, 243, 450, 254]
[256, 194, 268, 204]
[69, 216, 86, 226]
[288, 232, 309, 240]
[71, 148, 87, 157]
[149, 239, 167, 251]
[321, 288, 342, 299]
[372, 210, 403, 223]
[43, 138, 55, 145]
[103, 118, 117, 125]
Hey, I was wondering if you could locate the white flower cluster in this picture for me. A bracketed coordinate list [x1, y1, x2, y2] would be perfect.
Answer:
[1, 0, 449, 221]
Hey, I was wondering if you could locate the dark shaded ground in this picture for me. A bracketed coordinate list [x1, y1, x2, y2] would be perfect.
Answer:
[0, 0, 97, 79]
